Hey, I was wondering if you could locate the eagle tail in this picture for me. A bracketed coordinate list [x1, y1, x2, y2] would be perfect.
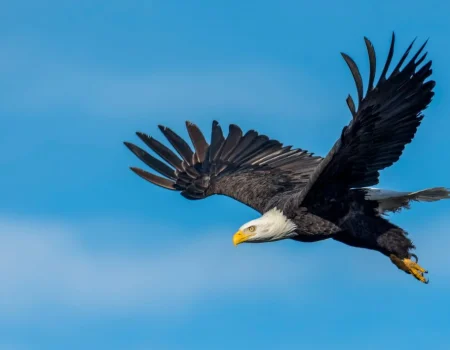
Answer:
[407, 187, 450, 202]
[364, 187, 450, 214]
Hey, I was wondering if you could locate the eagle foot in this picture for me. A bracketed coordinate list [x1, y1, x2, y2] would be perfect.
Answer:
[389, 254, 429, 284]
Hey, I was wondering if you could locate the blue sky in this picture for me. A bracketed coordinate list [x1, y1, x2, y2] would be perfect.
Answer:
[1, 0, 450, 349]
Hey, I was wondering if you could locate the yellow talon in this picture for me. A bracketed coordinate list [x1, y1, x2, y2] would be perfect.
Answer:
[390, 255, 429, 284]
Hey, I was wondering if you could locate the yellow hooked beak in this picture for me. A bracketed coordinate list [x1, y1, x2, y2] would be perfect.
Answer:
[233, 230, 253, 246]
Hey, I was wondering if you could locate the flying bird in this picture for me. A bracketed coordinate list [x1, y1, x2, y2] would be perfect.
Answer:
[124, 33, 449, 284]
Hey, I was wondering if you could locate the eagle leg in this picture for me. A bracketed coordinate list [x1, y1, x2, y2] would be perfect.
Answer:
[389, 254, 429, 284]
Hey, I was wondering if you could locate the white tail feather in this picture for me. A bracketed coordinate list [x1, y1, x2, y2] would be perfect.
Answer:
[364, 187, 450, 214]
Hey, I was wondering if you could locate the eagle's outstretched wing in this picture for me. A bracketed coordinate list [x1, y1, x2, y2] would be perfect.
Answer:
[124, 121, 322, 213]
[292, 33, 435, 209]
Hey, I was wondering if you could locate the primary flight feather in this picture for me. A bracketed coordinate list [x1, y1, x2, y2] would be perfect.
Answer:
[124, 33, 449, 284]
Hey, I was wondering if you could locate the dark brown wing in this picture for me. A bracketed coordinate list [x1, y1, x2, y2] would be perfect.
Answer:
[124, 121, 323, 213]
[292, 33, 435, 208]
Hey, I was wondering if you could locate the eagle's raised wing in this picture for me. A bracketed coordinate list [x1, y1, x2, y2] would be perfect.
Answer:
[124, 121, 322, 213]
[292, 33, 435, 209]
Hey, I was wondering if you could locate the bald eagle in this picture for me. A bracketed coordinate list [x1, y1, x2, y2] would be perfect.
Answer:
[124, 34, 449, 284]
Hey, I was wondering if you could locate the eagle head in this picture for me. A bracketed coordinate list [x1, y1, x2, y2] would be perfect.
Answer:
[232, 207, 298, 245]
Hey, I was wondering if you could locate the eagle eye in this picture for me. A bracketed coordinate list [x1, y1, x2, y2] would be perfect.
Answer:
[247, 225, 256, 232]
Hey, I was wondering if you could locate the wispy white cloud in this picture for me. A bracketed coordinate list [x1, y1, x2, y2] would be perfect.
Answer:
[0, 217, 315, 319]
[0, 39, 330, 119]
[1, 214, 448, 323]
